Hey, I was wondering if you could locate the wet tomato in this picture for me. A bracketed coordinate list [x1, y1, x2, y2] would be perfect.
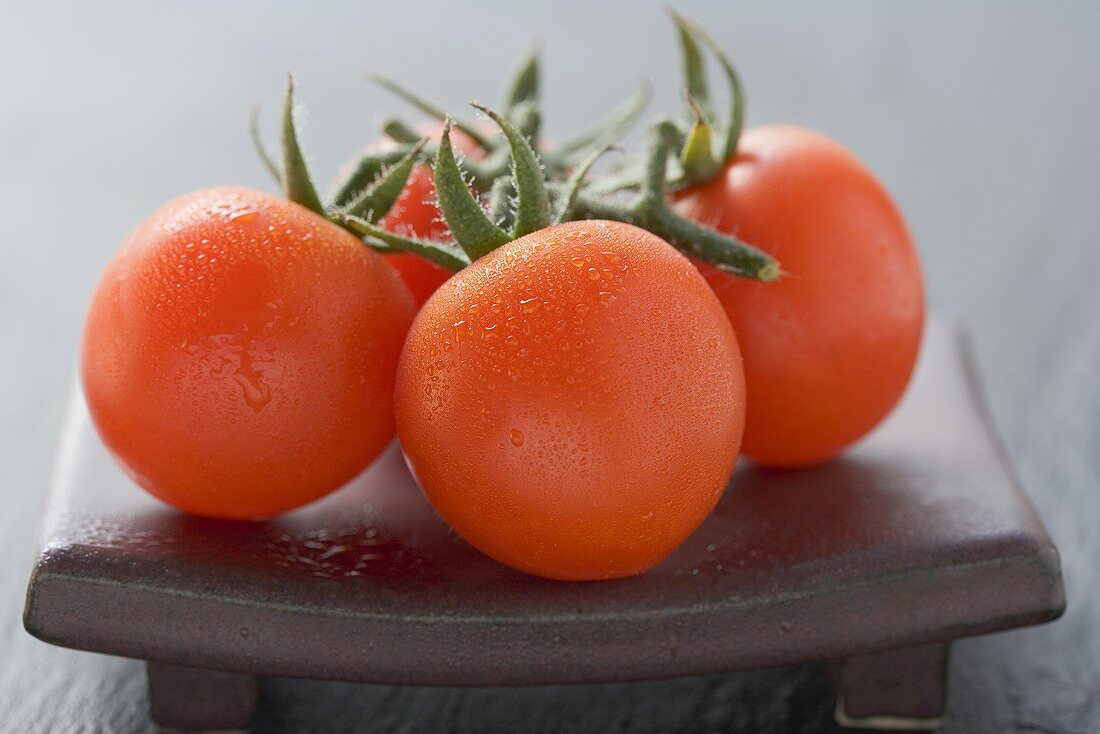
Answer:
[395, 220, 745, 580]
[81, 187, 415, 519]
[674, 125, 924, 467]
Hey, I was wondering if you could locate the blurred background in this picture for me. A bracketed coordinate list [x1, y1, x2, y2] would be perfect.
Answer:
[2, 1, 1098, 732]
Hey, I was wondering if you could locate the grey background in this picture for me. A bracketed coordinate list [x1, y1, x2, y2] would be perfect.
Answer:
[2, 1, 1098, 732]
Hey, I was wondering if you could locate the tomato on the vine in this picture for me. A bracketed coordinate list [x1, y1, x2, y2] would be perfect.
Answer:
[82, 187, 415, 519]
[674, 125, 924, 467]
[395, 220, 746, 581]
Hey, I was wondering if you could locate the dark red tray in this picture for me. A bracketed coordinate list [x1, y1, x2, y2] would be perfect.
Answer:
[23, 318, 1064, 731]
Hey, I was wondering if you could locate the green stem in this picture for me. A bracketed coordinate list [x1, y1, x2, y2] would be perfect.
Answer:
[565, 120, 776, 281]
[641, 120, 683, 207]
[433, 120, 511, 260]
[487, 177, 515, 229]
[554, 144, 614, 224]
[503, 42, 540, 117]
[340, 213, 469, 271]
[280, 75, 326, 216]
[338, 139, 426, 222]
[571, 192, 776, 281]
[472, 103, 551, 238]
[367, 73, 495, 151]
[546, 81, 652, 166]
[328, 148, 418, 209]
[381, 119, 422, 145]
[249, 107, 282, 185]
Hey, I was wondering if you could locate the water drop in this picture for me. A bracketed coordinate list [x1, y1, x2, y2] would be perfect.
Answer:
[509, 428, 525, 447]
[229, 210, 258, 223]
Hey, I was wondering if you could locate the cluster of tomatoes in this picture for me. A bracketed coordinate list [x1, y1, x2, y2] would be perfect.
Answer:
[81, 14, 922, 581]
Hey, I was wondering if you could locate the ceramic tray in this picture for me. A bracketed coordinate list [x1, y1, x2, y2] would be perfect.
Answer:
[24, 318, 1065, 731]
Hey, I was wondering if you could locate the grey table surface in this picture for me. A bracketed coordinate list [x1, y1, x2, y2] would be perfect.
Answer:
[1, 1, 1097, 732]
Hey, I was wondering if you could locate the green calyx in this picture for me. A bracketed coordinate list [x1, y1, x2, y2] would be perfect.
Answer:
[249, 12, 777, 281]
[569, 119, 776, 281]
[672, 10, 744, 182]
[250, 75, 466, 271]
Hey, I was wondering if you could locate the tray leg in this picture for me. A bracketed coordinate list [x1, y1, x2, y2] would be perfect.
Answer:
[830, 642, 949, 731]
[146, 661, 258, 731]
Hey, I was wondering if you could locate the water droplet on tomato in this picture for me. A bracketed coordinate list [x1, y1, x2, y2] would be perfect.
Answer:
[229, 210, 258, 223]
[509, 428, 525, 447]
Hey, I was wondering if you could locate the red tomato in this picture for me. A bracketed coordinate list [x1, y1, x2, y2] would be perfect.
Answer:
[381, 251, 454, 309]
[371, 124, 484, 307]
[395, 220, 745, 580]
[673, 125, 924, 467]
[82, 187, 415, 519]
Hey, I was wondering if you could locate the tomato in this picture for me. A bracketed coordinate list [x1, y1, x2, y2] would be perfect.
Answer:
[81, 187, 415, 519]
[395, 220, 745, 580]
[371, 125, 484, 307]
[380, 251, 453, 308]
[673, 125, 924, 467]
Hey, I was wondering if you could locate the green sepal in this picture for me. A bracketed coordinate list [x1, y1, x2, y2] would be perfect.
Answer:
[328, 148, 417, 210]
[679, 93, 722, 183]
[649, 205, 778, 281]
[339, 213, 470, 272]
[564, 117, 778, 282]
[508, 100, 542, 148]
[486, 177, 515, 230]
[569, 190, 778, 282]
[554, 144, 614, 224]
[548, 81, 651, 166]
[380, 118, 422, 145]
[673, 11, 714, 124]
[472, 103, 551, 238]
[642, 119, 684, 204]
[433, 120, 511, 260]
[671, 11, 744, 165]
[338, 139, 426, 223]
[249, 107, 282, 186]
[368, 73, 494, 151]
[280, 75, 326, 216]
[503, 43, 540, 118]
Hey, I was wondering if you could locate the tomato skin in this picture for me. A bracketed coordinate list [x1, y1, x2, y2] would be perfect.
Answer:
[673, 125, 924, 467]
[368, 125, 483, 307]
[81, 187, 415, 519]
[382, 250, 452, 309]
[395, 220, 745, 580]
